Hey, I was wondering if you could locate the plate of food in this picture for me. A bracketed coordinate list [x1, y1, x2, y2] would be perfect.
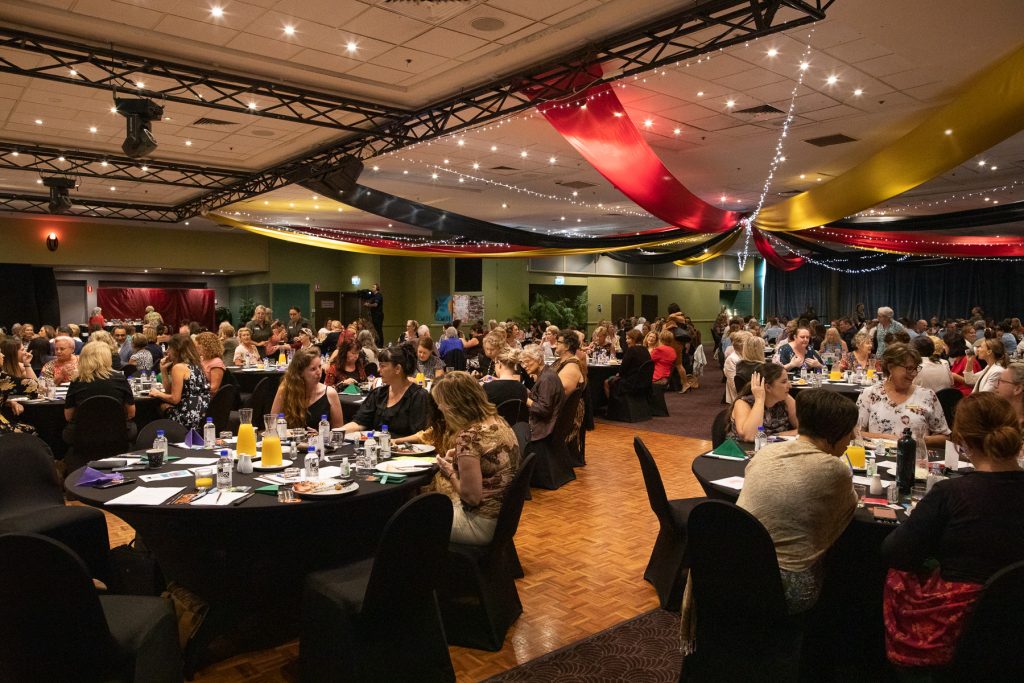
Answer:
[253, 458, 293, 472]
[376, 459, 435, 474]
[390, 443, 436, 456]
[292, 479, 358, 497]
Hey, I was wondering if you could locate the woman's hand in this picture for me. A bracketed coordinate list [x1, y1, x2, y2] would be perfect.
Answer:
[436, 453, 455, 479]
[805, 357, 822, 369]
[8, 400, 23, 416]
[750, 372, 766, 402]
[341, 377, 356, 385]
[19, 348, 32, 365]
[159, 357, 171, 372]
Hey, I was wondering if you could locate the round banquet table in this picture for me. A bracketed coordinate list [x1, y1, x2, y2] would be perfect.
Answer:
[67, 443, 434, 671]
[788, 376, 864, 401]
[226, 365, 285, 393]
[20, 395, 162, 459]
[690, 450, 963, 677]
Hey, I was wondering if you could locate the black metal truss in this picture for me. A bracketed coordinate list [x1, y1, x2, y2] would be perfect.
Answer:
[0, 142, 248, 188]
[0, 27, 408, 133]
[0, 192, 178, 222]
[174, 0, 836, 219]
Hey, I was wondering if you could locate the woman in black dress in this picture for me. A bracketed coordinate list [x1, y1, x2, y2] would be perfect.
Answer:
[272, 347, 344, 430]
[341, 343, 432, 438]
[484, 348, 528, 424]
[63, 341, 136, 442]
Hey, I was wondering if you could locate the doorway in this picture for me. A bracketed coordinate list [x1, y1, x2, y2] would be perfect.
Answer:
[314, 291, 339, 329]
[611, 293, 635, 323]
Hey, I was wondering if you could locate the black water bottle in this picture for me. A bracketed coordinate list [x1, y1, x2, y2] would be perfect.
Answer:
[896, 428, 916, 494]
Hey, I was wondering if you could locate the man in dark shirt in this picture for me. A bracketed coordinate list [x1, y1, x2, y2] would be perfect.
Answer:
[286, 307, 310, 342]
[364, 283, 384, 345]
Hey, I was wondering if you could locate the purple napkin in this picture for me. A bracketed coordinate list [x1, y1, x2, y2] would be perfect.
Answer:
[77, 467, 123, 487]
[184, 429, 205, 448]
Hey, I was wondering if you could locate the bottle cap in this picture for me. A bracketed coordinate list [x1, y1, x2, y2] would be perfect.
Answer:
[278, 413, 284, 418]
[321, 414, 327, 420]
[382, 424, 389, 431]
[206, 417, 213, 423]
[308, 446, 316, 452]
[156, 430, 164, 436]
[367, 431, 374, 438]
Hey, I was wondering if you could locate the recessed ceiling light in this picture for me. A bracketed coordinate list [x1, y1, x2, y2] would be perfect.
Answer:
[458, 178, 464, 183]
[490, 145, 497, 152]
[372, 165, 379, 171]
[519, 150, 528, 158]
[673, 128, 681, 135]
[89, 126, 97, 133]
[110, 106, 117, 114]
[135, 81, 144, 89]
[853, 88, 864, 96]
[68, 69, 77, 77]
[443, 158, 449, 164]
[572, 191, 578, 197]
[34, 119, 42, 125]
[944, 128, 953, 135]
[560, 216, 565, 221]
[697, 91, 704, 97]
[263, 200, 269, 205]
[501, 203, 507, 209]
[210, 6, 224, 18]
[247, 102, 257, 110]
[101, 160, 108, 167]
[799, 61, 809, 71]
[110, 186, 116, 191]
[643, 119, 653, 128]
[816, 177, 822, 182]
[826, 75, 838, 85]
[456, 139, 465, 146]
[779, 156, 786, 162]
[36, 178, 42, 184]
[984, 197, 990, 202]
[800, 174, 806, 179]
[283, 25, 295, 36]
[766, 48, 778, 57]
[402, 169, 408, 174]
[978, 160, 986, 166]
[185, 140, 192, 146]
[57, 156, 65, 162]
[725, 99, 735, 108]
[991, 165, 998, 170]
[10, 151, 17, 157]
[345, 41, 358, 53]
[431, 172, 438, 179]
[472, 162, 480, 170]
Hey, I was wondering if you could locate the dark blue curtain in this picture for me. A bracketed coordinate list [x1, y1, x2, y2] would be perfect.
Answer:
[766, 260, 1024, 321]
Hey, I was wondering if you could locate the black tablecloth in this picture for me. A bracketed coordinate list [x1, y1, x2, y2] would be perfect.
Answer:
[227, 367, 285, 394]
[20, 396, 162, 459]
[789, 378, 864, 401]
[67, 443, 433, 667]
[585, 363, 620, 429]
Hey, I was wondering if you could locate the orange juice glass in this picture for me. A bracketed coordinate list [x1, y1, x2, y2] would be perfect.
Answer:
[194, 466, 215, 489]
[278, 351, 287, 365]
[261, 435, 283, 468]
[866, 368, 875, 380]
[829, 370, 842, 381]
[846, 444, 866, 469]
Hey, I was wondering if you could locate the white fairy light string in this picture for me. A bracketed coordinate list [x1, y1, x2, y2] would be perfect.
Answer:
[761, 230, 909, 273]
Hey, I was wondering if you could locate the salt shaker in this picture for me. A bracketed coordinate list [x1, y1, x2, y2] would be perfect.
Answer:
[869, 474, 884, 496]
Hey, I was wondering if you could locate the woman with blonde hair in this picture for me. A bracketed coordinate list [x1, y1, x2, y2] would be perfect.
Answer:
[150, 334, 210, 430]
[734, 335, 766, 396]
[87, 329, 123, 370]
[724, 331, 750, 404]
[194, 331, 226, 396]
[64, 341, 136, 442]
[484, 347, 528, 414]
[232, 327, 261, 366]
[271, 347, 343, 430]
[820, 327, 847, 357]
[432, 371, 520, 545]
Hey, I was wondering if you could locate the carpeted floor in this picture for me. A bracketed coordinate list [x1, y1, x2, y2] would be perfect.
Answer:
[595, 353, 728, 441]
[483, 609, 682, 683]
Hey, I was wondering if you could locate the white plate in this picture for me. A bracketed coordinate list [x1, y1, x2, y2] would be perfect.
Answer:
[376, 459, 435, 474]
[8, 396, 29, 402]
[293, 480, 358, 497]
[389, 443, 436, 456]
[253, 458, 293, 472]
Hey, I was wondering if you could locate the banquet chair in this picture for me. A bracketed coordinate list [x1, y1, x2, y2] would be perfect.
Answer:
[496, 398, 524, 426]
[650, 380, 670, 417]
[528, 388, 580, 488]
[949, 560, 1024, 680]
[300, 493, 454, 683]
[204, 383, 238, 433]
[442, 346, 467, 371]
[135, 419, 189, 450]
[607, 360, 654, 423]
[935, 387, 963, 428]
[67, 395, 133, 473]
[0, 434, 111, 582]
[243, 377, 277, 423]
[710, 407, 731, 448]
[513, 421, 532, 504]
[438, 453, 537, 651]
[0, 533, 181, 683]
[634, 437, 706, 611]
[681, 501, 803, 682]
[120, 363, 137, 378]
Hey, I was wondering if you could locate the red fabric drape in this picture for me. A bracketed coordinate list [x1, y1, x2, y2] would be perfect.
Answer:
[754, 229, 805, 271]
[97, 288, 215, 329]
[805, 227, 1024, 256]
[534, 83, 741, 233]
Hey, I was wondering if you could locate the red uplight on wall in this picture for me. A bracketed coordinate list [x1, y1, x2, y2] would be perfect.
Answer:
[46, 231, 59, 252]
[87, 285, 93, 294]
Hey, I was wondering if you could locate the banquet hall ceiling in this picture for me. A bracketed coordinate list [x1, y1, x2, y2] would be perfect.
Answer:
[0, 0, 1023, 242]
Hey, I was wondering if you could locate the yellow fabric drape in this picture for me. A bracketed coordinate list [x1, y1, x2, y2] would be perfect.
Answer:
[207, 213, 713, 257]
[674, 229, 740, 265]
[755, 42, 1024, 231]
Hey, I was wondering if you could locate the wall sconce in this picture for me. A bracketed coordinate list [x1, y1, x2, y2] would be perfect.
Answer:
[46, 232, 59, 252]
[351, 275, 361, 286]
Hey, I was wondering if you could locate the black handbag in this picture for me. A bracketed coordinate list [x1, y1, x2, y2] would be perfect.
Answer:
[107, 537, 166, 596]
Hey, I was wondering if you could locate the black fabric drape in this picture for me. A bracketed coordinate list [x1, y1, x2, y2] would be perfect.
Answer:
[764, 265, 832, 321]
[0, 264, 59, 331]
[831, 200, 1024, 232]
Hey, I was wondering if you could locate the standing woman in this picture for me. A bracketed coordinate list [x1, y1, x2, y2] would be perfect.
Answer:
[340, 343, 431, 437]
[150, 334, 211, 430]
[432, 372, 520, 545]
[194, 332, 226, 397]
[271, 348, 343, 430]
[520, 344, 564, 442]
[972, 337, 1008, 393]
[552, 332, 585, 397]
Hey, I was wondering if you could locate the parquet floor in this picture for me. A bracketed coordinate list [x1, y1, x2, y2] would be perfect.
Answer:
[88, 423, 710, 682]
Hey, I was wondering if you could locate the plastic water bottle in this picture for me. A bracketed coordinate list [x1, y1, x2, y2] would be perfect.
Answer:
[753, 426, 767, 453]
[153, 429, 168, 458]
[364, 431, 378, 468]
[318, 414, 331, 457]
[378, 424, 391, 460]
[866, 452, 877, 477]
[304, 445, 320, 481]
[216, 449, 232, 491]
[276, 413, 287, 439]
[203, 417, 216, 450]
[341, 456, 350, 478]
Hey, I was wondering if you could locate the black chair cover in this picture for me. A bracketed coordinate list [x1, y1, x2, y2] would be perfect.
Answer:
[682, 501, 801, 682]
[950, 560, 1024, 680]
[300, 493, 455, 682]
[528, 388, 579, 489]
[634, 437, 705, 611]
[438, 454, 537, 651]
[442, 347, 467, 371]
[496, 398, 523, 427]
[0, 533, 181, 683]
[134, 419, 189, 450]
[244, 376, 277, 421]
[554, 386, 585, 468]
[204, 383, 238, 433]
[68, 395, 132, 473]
[935, 387, 963, 429]
[711, 407, 731, 448]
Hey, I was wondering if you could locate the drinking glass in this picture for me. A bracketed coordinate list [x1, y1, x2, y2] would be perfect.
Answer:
[194, 466, 216, 490]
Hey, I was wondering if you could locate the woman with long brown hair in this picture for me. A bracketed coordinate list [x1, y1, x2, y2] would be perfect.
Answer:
[150, 334, 211, 430]
[271, 347, 343, 430]
[325, 338, 366, 387]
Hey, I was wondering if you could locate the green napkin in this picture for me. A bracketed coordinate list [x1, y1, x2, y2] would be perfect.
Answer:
[166, 455, 181, 462]
[712, 439, 748, 459]
[378, 472, 407, 484]
[254, 484, 279, 495]
[342, 384, 361, 395]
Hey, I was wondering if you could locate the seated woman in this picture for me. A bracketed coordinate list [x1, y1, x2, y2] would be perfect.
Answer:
[738, 389, 859, 614]
[723, 331, 750, 405]
[194, 332, 226, 396]
[340, 343, 431, 437]
[128, 333, 153, 372]
[949, 346, 981, 397]
[432, 372, 521, 545]
[587, 326, 615, 357]
[839, 331, 873, 373]
[881, 393, 1024, 669]
[727, 362, 798, 441]
[1, 339, 39, 397]
[994, 361, 1024, 427]
[776, 326, 823, 372]
[415, 336, 445, 379]
[150, 334, 211, 430]
[520, 344, 564, 442]
[88, 330, 123, 371]
[971, 337, 1008, 393]
[648, 330, 677, 385]
[437, 326, 464, 359]
[64, 341, 136, 443]
[734, 335, 766, 397]
[325, 339, 366, 387]
[296, 328, 317, 352]
[857, 343, 950, 447]
[232, 327, 261, 366]
[264, 322, 291, 359]
[819, 326, 847, 358]
[41, 336, 79, 385]
[270, 348, 344, 430]
[356, 329, 378, 367]
[478, 331, 508, 378]
[143, 326, 164, 368]
[912, 335, 952, 393]
[552, 331, 586, 397]
[605, 328, 651, 399]
[0, 346, 37, 434]
[484, 348, 528, 421]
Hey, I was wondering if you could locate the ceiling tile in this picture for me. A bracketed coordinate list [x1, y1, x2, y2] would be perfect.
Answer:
[543, 0, 601, 26]
[800, 104, 863, 122]
[150, 14, 240, 45]
[344, 6, 432, 44]
[825, 38, 892, 63]
[715, 68, 786, 92]
[857, 53, 918, 78]
[288, 48, 361, 76]
[687, 53, 750, 80]
[881, 68, 939, 91]
[373, 46, 449, 75]
[72, 0, 165, 29]
[495, 22, 550, 46]
[289, 0, 368, 28]
[442, 5, 536, 41]
[224, 32, 303, 61]
[346, 62, 414, 86]
[486, 0, 583, 22]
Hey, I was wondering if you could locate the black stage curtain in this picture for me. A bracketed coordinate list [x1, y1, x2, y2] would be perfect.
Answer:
[0, 264, 60, 332]
[766, 261, 1024, 322]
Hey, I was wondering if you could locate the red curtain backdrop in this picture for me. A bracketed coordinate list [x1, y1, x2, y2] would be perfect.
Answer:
[97, 288, 215, 329]
[534, 82, 741, 233]
[754, 229, 806, 271]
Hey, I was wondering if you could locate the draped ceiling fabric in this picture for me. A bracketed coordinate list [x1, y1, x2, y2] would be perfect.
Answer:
[753, 229, 805, 271]
[97, 288, 215, 329]
[803, 227, 1024, 257]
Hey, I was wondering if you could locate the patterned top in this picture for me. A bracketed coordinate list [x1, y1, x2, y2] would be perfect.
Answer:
[166, 363, 211, 430]
[233, 344, 261, 366]
[453, 421, 520, 519]
[41, 357, 78, 385]
[856, 383, 950, 437]
[0, 371, 36, 434]
[727, 395, 793, 440]
[130, 348, 154, 371]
